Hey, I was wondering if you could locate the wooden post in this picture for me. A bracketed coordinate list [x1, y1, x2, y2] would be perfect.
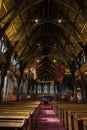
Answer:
[48, 83, 50, 95]
[73, 114, 79, 130]
[30, 85, 32, 97]
[41, 83, 43, 95]
[54, 82, 56, 94]
[70, 72, 77, 102]
[36, 82, 38, 95]
[16, 75, 21, 101]
[68, 111, 73, 130]
[0, 64, 7, 102]
[67, 61, 77, 102]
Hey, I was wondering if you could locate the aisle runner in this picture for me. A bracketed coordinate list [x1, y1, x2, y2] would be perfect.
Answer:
[35, 104, 65, 130]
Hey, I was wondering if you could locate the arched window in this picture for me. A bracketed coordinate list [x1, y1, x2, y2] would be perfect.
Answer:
[33, 85, 36, 93]
[15, 57, 20, 69]
[44, 84, 48, 94]
[11, 53, 20, 69]
[37, 84, 41, 93]
[50, 83, 54, 93]
[0, 37, 7, 54]
[77, 51, 86, 66]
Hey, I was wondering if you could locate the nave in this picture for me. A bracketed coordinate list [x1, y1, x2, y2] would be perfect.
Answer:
[0, 0, 87, 130]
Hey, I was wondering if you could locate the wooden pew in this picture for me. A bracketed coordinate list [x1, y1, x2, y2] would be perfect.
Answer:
[83, 120, 87, 130]
[0, 103, 38, 130]
[73, 113, 87, 130]
[0, 101, 40, 130]
[53, 101, 87, 130]
[0, 106, 38, 127]
[0, 119, 25, 130]
[67, 110, 87, 130]
[62, 106, 87, 130]
[0, 113, 31, 130]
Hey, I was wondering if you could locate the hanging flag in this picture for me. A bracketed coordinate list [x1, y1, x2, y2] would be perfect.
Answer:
[56, 66, 65, 83]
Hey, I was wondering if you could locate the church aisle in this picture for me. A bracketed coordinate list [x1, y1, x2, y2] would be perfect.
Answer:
[35, 103, 65, 130]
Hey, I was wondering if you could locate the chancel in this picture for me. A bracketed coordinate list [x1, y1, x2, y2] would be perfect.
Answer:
[0, 0, 87, 130]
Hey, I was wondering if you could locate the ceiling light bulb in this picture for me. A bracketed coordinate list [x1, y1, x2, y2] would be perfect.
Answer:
[58, 19, 62, 23]
[37, 59, 40, 63]
[53, 59, 56, 63]
[35, 19, 39, 23]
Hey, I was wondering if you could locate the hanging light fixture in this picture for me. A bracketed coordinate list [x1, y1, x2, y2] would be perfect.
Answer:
[58, 19, 62, 23]
[35, 19, 39, 23]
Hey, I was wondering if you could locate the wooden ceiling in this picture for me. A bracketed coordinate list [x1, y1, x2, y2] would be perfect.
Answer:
[0, 0, 87, 80]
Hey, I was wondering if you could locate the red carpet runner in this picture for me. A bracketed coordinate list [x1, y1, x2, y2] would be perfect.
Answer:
[35, 103, 65, 130]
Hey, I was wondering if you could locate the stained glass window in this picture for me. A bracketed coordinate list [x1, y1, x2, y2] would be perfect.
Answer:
[50, 83, 54, 93]
[77, 51, 86, 66]
[37, 84, 41, 93]
[44, 84, 48, 94]
[33, 85, 36, 93]
[11, 53, 20, 69]
[0, 37, 7, 54]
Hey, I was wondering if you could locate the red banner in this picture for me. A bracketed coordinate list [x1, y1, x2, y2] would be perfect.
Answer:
[56, 66, 65, 83]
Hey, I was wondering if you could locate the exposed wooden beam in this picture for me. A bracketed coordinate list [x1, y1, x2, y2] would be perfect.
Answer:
[16, 41, 25, 53]
[10, 4, 44, 41]
[55, 0, 87, 20]
[30, 32, 62, 37]
[0, 0, 2, 10]
[54, 3, 86, 42]
[0, 1, 23, 39]
[75, 0, 87, 12]
[22, 0, 43, 14]
[20, 43, 28, 58]
[0, 0, 43, 39]
[0, 3, 16, 21]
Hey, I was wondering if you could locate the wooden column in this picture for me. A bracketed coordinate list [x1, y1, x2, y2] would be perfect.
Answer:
[36, 82, 38, 95]
[67, 61, 77, 101]
[41, 84, 44, 95]
[30, 78, 35, 97]
[0, 64, 7, 101]
[30, 85, 32, 97]
[72, 73, 77, 102]
[80, 75, 86, 101]
[48, 83, 50, 95]
[17, 61, 27, 101]
[16, 75, 21, 101]
[54, 82, 56, 94]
